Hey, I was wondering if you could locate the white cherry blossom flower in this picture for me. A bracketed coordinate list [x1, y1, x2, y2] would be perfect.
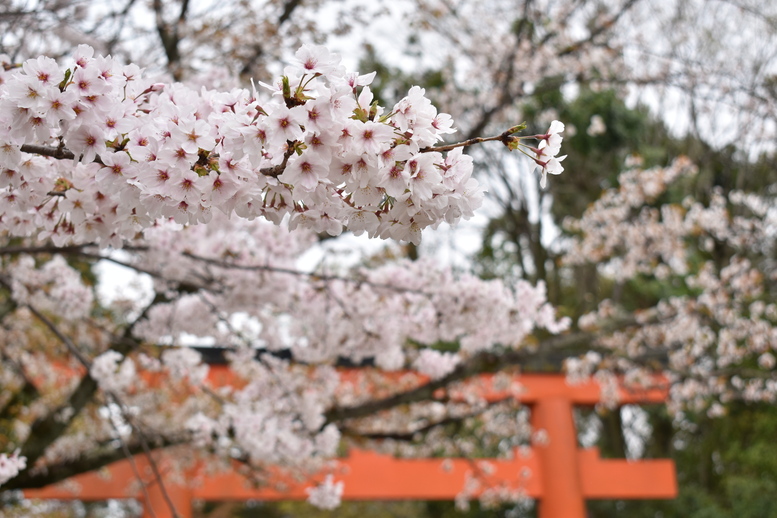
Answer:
[294, 45, 342, 76]
[0, 451, 26, 487]
[539, 155, 566, 188]
[539, 120, 565, 156]
[67, 125, 104, 163]
[306, 475, 344, 510]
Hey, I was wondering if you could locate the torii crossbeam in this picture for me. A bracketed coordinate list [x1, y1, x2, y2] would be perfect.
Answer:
[22, 373, 677, 518]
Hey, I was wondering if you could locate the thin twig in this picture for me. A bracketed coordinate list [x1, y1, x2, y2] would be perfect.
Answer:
[108, 390, 180, 518]
[259, 145, 294, 177]
[341, 402, 509, 442]
[181, 251, 429, 295]
[100, 367, 184, 518]
[420, 134, 509, 153]
[24, 302, 92, 368]
[105, 395, 158, 518]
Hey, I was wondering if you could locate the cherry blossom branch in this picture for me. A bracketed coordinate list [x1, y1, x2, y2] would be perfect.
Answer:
[19, 144, 104, 165]
[420, 129, 516, 153]
[323, 316, 641, 425]
[12, 294, 157, 471]
[3, 433, 187, 490]
[20, 144, 73, 161]
[17, 126, 527, 182]
[341, 404, 507, 442]
[11, 277, 181, 517]
[20, 138, 299, 179]
[0, 45, 566, 247]
[104, 398, 158, 518]
[0, 244, 212, 293]
[180, 251, 430, 294]
[7, 243, 418, 297]
[23, 301, 92, 368]
[106, 391, 182, 518]
[81, 251, 212, 293]
[0, 243, 98, 255]
[259, 145, 295, 177]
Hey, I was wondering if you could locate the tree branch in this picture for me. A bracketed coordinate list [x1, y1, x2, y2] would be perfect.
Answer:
[278, 0, 303, 25]
[180, 251, 429, 295]
[341, 405, 504, 442]
[14, 294, 156, 473]
[20, 144, 104, 165]
[557, 0, 641, 56]
[106, 391, 181, 518]
[4, 433, 186, 490]
[324, 314, 646, 425]
[0, 243, 95, 255]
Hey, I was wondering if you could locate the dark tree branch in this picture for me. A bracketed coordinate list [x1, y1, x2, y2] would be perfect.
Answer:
[24, 301, 92, 368]
[239, 0, 304, 78]
[4, 433, 186, 490]
[180, 251, 429, 295]
[342, 405, 507, 442]
[465, 0, 640, 141]
[557, 0, 641, 56]
[259, 145, 295, 177]
[14, 295, 156, 473]
[278, 0, 303, 25]
[0, 243, 209, 293]
[0, 243, 95, 255]
[105, 396, 158, 516]
[322, 322, 640, 425]
[19, 144, 103, 165]
[106, 391, 182, 518]
[463, 2, 530, 141]
[153, 0, 185, 80]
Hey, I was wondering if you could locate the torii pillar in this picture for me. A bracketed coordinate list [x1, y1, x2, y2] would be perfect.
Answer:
[533, 394, 585, 516]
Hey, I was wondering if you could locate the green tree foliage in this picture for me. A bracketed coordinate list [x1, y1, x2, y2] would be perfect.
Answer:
[587, 403, 777, 518]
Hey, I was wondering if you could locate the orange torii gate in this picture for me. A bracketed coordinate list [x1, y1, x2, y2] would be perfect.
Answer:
[23, 372, 677, 518]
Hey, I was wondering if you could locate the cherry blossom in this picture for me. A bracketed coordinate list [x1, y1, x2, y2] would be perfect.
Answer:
[0, 207, 570, 497]
[533, 121, 567, 188]
[90, 351, 137, 393]
[0, 42, 572, 505]
[0, 451, 26, 487]
[306, 475, 344, 510]
[563, 157, 777, 413]
[0, 45, 563, 248]
[414, 349, 461, 380]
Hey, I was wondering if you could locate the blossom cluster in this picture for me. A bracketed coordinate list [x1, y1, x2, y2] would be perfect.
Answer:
[0, 213, 570, 493]
[532, 120, 566, 188]
[129, 214, 570, 370]
[563, 157, 777, 414]
[0, 43, 567, 502]
[563, 157, 698, 280]
[0, 450, 26, 487]
[90, 350, 136, 393]
[8, 255, 94, 320]
[413, 349, 461, 380]
[0, 45, 500, 246]
[184, 351, 342, 470]
[306, 475, 344, 510]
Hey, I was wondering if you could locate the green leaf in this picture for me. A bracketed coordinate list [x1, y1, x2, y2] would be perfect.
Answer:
[507, 122, 527, 134]
[58, 68, 72, 92]
[281, 76, 291, 100]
